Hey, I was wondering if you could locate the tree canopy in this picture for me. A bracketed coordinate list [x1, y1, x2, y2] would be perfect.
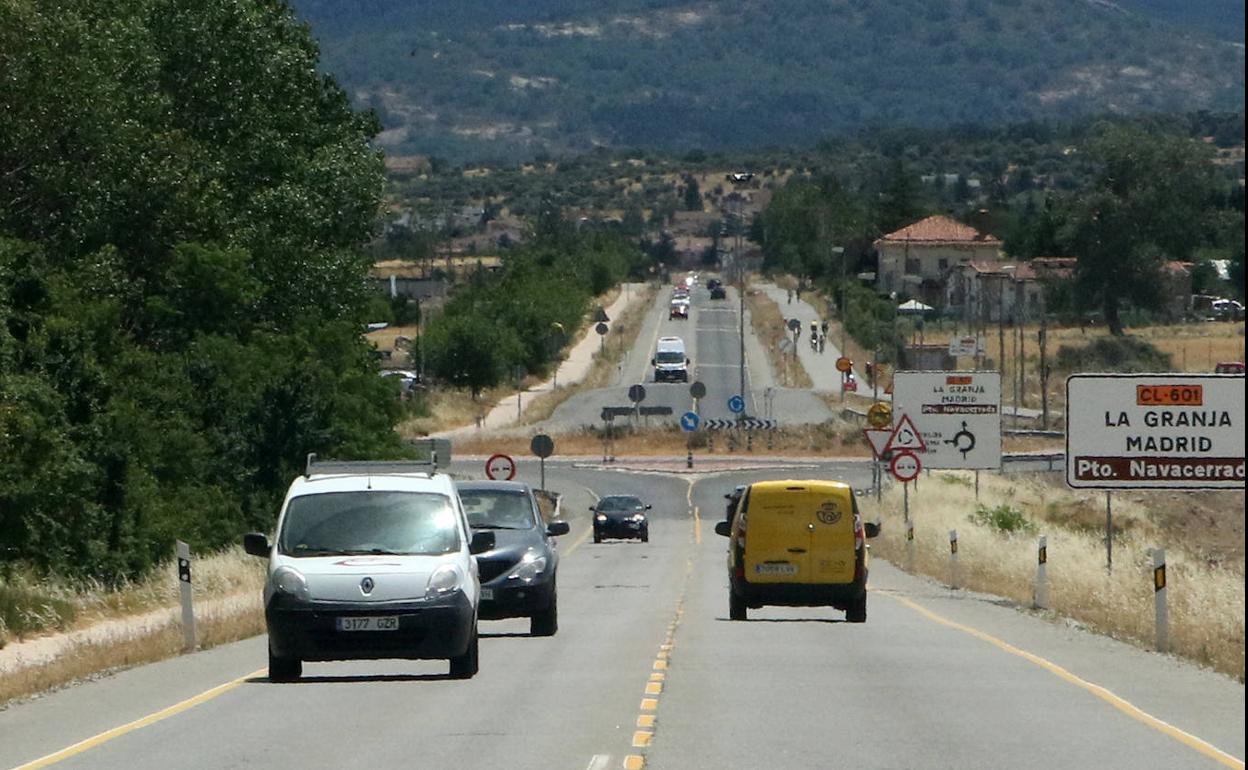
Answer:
[0, 0, 400, 580]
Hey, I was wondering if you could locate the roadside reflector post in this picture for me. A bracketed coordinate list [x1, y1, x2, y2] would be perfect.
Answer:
[176, 540, 196, 652]
[1034, 535, 1048, 610]
[974, 470, 980, 501]
[1105, 492, 1113, 574]
[1153, 548, 1168, 653]
[948, 529, 959, 589]
[905, 520, 915, 572]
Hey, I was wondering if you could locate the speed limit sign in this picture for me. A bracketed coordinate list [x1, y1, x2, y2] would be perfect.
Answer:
[889, 450, 922, 483]
[485, 453, 516, 481]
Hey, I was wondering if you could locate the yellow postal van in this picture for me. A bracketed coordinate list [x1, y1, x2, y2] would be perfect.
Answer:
[714, 480, 879, 622]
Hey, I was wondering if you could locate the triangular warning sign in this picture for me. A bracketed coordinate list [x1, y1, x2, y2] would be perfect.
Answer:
[884, 414, 927, 453]
[863, 429, 892, 459]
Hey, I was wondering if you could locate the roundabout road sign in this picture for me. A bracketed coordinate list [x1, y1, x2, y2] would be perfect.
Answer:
[890, 450, 922, 483]
[530, 434, 555, 459]
[485, 453, 517, 481]
[727, 394, 746, 414]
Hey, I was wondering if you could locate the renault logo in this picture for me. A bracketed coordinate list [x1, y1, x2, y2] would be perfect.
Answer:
[360, 577, 375, 595]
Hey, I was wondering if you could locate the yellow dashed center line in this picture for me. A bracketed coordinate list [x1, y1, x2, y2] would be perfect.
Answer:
[636, 715, 656, 728]
[640, 698, 658, 711]
[623, 755, 646, 770]
[631, 731, 653, 748]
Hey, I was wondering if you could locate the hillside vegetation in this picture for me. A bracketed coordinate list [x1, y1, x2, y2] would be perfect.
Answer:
[293, 0, 1245, 162]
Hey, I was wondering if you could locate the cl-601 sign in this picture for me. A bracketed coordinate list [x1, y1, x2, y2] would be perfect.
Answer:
[1066, 374, 1245, 489]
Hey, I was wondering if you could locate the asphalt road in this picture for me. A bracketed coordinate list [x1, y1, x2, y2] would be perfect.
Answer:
[544, 279, 832, 430]
[2, 460, 1242, 770]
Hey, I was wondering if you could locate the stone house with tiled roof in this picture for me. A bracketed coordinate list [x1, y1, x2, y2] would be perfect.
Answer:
[875, 215, 1003, 305]
[944, 261, 1045, 323]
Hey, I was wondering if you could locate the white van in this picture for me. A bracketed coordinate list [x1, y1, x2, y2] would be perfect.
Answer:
[653, 336, 690, 382]
[243, 455, 495, 681]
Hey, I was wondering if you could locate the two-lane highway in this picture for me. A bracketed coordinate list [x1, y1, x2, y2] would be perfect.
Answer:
[2, 459, 1242, 770]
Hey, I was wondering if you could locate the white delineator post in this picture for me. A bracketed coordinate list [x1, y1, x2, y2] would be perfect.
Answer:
[176, 540, 196, 652]
[1153, 548, 1168, 653]
[949, 529, 959, 589]
[905, 520, 915, 572]
[1034, 535, 1048, 609]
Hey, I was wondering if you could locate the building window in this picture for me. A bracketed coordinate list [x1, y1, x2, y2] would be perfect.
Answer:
[905, 257, 921, 274]
[938, 258, 949, 271]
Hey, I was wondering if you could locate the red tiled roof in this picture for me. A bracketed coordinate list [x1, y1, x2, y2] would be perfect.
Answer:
[878, 215, 1002, 245]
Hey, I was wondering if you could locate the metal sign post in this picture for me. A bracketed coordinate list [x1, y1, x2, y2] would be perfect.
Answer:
[949, 530, 959, 589]
[176, 540, 196, 652]
[530, 434, 555, 491]
[1105, 491, 1113, 574]
[905, 519, 915, 572]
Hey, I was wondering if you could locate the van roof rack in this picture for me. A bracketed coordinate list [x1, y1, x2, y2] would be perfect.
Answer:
[305, 439, 451, 477]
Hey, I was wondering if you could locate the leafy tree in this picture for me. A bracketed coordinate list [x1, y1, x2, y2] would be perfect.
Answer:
[683, 176, 702, 211]
[1063, 125, 1212, 334]
[425, 312, 523, 398]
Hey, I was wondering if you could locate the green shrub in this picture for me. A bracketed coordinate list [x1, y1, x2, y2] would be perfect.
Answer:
[1055, 336, 1173, 373]
[970, 503, 1037, 535]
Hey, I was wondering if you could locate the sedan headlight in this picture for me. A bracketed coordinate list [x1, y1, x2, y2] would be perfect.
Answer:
[426, 564, 462, 596]
[508, 550, 549, 582]
[271, 566, 309, 601]
[632, 513, 647, 521]
[595, 514, 607, 521]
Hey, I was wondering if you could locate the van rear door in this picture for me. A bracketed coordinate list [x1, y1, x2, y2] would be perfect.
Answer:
[806, 484, 857, 584]
[742, 483, 811, 583]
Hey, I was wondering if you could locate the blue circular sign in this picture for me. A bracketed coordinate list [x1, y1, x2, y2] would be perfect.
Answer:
[728, 395, 746, 414]
[680, 411, 700, 432]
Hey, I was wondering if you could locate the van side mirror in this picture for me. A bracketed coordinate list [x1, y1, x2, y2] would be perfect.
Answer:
[469, 530, 496, 554]
[645, 504, 652, 510]
[546, 521, 571, 537]
[685, 357, 691, 365]
[650, 358, 656, 366]
[864, 521, 881, 539]
[243, 533, 271, 557]
[713, 521, 732, 537]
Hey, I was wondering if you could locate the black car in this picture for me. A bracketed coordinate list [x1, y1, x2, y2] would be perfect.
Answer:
[710, 285, 727, 300]
[457, 480, 569, 636]
[592, 495, 651, 542]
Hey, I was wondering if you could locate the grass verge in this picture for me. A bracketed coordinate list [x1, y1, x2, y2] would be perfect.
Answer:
[521, 283, 658, 425]
[744, 287, 813, 389]
[861, 471, 1245, 680]
[1, 548, 267, 705]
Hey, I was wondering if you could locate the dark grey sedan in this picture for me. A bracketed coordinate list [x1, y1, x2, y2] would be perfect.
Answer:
[592, 495, 650, 543]
[456, 480, 569, 636]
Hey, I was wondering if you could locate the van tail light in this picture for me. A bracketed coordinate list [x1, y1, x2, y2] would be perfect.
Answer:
[853, 514, 865, 581]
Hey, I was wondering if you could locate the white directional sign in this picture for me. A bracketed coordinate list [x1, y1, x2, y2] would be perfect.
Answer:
[1066, 374, 1246, 489]
[947, 335, 985, 358]
[893, 371, 1002, 470]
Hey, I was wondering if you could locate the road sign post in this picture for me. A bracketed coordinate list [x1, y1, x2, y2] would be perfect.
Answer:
[905, 519, 915, 572]
[949, 529, 959, 589]
[530, 434, 554, 490]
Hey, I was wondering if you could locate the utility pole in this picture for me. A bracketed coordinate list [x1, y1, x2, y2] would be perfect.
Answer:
[1018, 285, 1027, 410]
[1040, 293, 1049, 430]
[737, 206, 746, 411]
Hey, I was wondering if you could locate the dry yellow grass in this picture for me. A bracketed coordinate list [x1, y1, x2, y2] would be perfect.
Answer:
[862, 471, 1245, 680]
[1, 548, 267, 704]
[399, 385, 515, 436]
[745, 288, 813, 389]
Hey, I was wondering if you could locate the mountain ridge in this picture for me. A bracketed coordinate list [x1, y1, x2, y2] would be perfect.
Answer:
[293, 0, 1245, 162]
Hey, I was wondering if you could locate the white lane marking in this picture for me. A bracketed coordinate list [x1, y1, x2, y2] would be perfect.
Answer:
[585, 755, 612, 770]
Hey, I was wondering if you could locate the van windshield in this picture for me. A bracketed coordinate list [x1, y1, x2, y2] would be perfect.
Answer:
[656, 351, 685, 364]
[279, 491, 460, 556]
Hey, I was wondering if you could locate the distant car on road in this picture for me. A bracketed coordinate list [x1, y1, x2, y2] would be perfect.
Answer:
[653, 336, 690, 382]
[1214, 361, 1245, 374]
[710, 285, 727, 300]
[670, 299, 690, 320]
[456, 480, 569, 636]
[592, 495, 651, 543]
[1210, 299, 1245, 321]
